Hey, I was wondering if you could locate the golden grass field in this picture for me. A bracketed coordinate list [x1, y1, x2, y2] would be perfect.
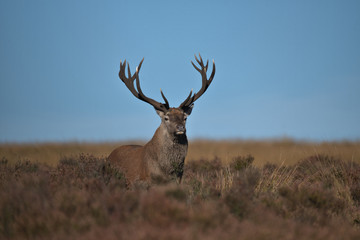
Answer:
[1, 139, 360, 166]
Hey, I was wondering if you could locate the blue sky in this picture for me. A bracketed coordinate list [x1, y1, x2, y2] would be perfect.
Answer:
[1, 0, 360, 142]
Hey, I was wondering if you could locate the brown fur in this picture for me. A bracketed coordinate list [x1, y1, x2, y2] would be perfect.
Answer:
[108, 108, 191, 184]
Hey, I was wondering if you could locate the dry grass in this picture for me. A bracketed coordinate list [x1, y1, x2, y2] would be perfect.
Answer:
[1, 139, 360, 166]
[187, 139, 360, 166]
[0, 141, 137, 166]
[1, 152, 360, 239]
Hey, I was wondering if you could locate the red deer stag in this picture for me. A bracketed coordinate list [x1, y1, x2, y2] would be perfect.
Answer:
[108, 54, 215, 184]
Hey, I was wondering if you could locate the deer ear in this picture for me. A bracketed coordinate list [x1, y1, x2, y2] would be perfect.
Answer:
[155, 109, 165, 118]
[183, 103, 194, 116]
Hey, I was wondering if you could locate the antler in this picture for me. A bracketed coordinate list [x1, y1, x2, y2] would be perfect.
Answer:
[119, 58, 169, 112]
[179, 54, 216, 109]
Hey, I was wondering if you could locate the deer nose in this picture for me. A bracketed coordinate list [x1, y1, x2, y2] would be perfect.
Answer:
[176, 125, 185, 134]
[177, 125, 185, 131]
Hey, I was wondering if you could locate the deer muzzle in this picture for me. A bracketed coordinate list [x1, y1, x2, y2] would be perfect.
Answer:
[176, 125, 185, 135]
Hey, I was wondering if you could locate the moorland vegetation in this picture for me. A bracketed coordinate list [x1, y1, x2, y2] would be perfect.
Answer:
[1, 141, 360, 239]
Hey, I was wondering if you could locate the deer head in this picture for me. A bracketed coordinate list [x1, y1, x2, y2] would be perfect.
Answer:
[118, 54, 215, 137]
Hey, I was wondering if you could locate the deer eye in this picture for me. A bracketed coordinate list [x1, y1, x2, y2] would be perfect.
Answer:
[164, 116, 169, 121]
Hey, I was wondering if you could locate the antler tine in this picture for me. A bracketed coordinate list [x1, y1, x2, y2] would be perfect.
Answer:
[160, 89, 170, 109]
[193, 55, 215, 99]
[179, 54, 216, 109]
[118, 59, 143, 98]
[119, 60, 134, 95]
[209, 59, 216, 83]
[118, 58, 168, 112]
[127, 62, 132, 77]
[195, 53, 203, 66]
[179, 89, 194, 108]
[136, 58, 144, 73]
[191, 61, 201, 73]
[194, 54, 200, 65]
[135, 67, 168, 112]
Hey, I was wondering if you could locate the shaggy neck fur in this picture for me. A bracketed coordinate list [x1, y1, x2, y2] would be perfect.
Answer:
[147, 123, 188, 180]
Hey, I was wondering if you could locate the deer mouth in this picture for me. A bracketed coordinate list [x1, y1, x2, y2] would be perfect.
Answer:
[175, 131, 185, 135]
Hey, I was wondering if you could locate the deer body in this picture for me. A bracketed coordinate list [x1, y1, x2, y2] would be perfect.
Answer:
[109, 112, 188, 182]
[109, 55, 215, 184]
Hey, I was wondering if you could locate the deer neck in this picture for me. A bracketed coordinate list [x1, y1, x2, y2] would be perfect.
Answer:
[142, 122, 188, 181]
[146, 123, 187, 165]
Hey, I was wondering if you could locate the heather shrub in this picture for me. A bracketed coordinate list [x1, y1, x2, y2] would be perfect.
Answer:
[295, 155, 356, 206]
[53, 154, 127, 190]
[14, 160, 39, 174]
[0, 158, 11, 182]
[185, 157, 222, 174]
[165, 187, 188, 202]
[295, 155, 340, 180]
[277, 185, 348, 225]
[1, 153, 360, 240]
[183, 157, 224, 200]
[0, 155, 127, 239]
[345, 162, 360, 204]
[140, 188, 190, 228]
[256, 163, 296, 193]
[0, 166, 52, 238]
[224, 167, 260, 219]
[258, 154, 360, 226]
[230, 154, 254, 171]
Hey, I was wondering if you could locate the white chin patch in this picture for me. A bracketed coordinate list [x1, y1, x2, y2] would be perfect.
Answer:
[176, 131, 184, 135]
